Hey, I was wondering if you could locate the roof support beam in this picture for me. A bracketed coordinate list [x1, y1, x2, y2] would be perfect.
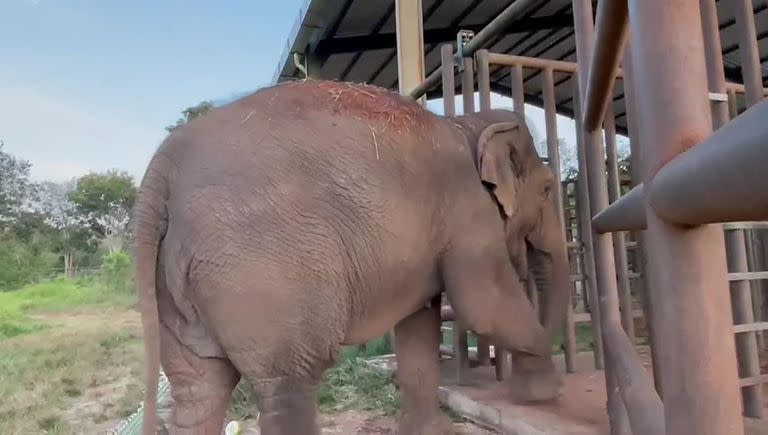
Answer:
[395, 0, 426, 104]
[315, 14, 573, 55]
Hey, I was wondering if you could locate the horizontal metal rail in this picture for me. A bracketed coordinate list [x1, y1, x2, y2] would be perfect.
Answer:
[740, 374, 768, 387]
[603, 324, 666, 435]
[582, 0, 629, 131]
[408, 0, 541, 99]
[593, 98, 768, 231]
[592, 184, 645, 233]
[574, 309, 643, 323]
[733, 322, 768, 333]
[650, 98, 768, 225]
[728, 271, 768, 281]
[487, 53, 621, 76]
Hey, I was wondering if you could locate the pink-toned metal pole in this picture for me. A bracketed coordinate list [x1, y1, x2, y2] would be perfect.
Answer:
[627, 0, 744, 432]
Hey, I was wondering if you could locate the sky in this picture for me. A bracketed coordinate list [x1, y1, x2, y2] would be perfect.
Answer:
[0, 0, 625, 183]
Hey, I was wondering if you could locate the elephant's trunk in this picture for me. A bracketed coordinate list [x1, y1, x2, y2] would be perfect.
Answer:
[527, 202, 571, 343]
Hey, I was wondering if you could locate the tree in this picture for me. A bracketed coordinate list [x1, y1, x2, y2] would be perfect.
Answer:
[538, 137, 579, 181]
[68, 170, 137, 253]
[0, 141, 38, 225]
[165, 101, 214, 133]
[36, 179, 94, 274]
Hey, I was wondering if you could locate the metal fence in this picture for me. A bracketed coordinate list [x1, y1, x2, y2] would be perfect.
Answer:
[412, 0, 767, 433]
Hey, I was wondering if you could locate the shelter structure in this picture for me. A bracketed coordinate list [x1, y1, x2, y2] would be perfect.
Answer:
[274, 1, 768, 433]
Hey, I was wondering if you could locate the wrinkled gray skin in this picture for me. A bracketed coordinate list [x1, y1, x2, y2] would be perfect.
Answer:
[134, 80, 570, 435]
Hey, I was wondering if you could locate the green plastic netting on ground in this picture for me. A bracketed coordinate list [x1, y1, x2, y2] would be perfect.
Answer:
[110, 372, 171, 435]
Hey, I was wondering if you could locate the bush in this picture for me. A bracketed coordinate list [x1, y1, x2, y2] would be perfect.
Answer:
[0, 234, 59, 291]
[101, 250, 133, 293]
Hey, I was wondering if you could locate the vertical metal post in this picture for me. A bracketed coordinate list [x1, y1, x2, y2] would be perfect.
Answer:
[572, 0, 629, 432]
[727, 88, 738, 119]
[735, 0, 764, 108]
[726, 230, 765, 418]
[604, 110, 635, 344]
[701, 0, 763, 418]
[440, 45, 456, 117]
[621, 37, 663, 396]
[443, 44, 469, 385]
[510, 64, 525, 116]
[572, 75, 605, 370]
[542, 67, 577, 372]
[628, 0, 745, 433]
[394, 0, 426, 104]
[475, 49, 492, 367]
[734, 0, 766, 352]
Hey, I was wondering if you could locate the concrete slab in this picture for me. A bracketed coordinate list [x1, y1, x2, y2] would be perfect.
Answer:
[365, 348, 768, 434]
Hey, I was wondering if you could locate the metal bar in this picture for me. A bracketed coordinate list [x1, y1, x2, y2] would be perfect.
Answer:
[592, 184, 646, 233]
[734, 322, 768, 334]
[735, 0, 765, 108]
[650, 98, 768, 225]
[394, 0, 426, 104]
[572, 76, 605, 370]
[408, 0, 541, 99]
[622, 36, 662, 397]
[477, 50, 491, 112]
[574, 309, 645, 323]
[603, 325, 666, 435]
[727, 87, 739, 119]
[440, 45, 456, 117]
[542, 66, 576, 373]
[740, 374, 768, 387]
[628, 0, 745, 432]
[510, 64, 525, 115]
[729, 271, 768, 281]
[723, 222, 768, 231]
[725, 229, 764, 418]
[582, 0, 629, 130]
[573, 1, 629, 430]
[488, 52, 602, 75]
[605, 110, 635, 343]
[475, 49, 492, 368]
[700, 0, 730, 130]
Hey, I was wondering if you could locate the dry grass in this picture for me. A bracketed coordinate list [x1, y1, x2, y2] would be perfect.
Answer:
[0, 281, 144, 434]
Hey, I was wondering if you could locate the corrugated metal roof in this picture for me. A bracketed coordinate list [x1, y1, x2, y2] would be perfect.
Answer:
[273, 0, 768, 135]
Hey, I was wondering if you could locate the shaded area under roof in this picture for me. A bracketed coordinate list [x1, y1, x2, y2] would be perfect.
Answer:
[273, 0, 768, 136]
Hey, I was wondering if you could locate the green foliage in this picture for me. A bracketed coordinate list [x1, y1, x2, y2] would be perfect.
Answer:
[316, 356, 400, 416]
[67, 170, 137, 240]
[165, 101, 214, 133]
[101, 250, 133, 293]
[0, 232, 59, 291]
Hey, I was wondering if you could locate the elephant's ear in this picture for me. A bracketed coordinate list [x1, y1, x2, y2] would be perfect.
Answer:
[477, 121, 526, 218]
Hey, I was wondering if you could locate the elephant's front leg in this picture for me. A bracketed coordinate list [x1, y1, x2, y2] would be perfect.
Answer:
[394, 298, 453, 435]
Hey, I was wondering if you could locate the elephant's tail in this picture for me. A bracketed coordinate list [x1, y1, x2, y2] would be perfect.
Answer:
[133, 151, 170, 435]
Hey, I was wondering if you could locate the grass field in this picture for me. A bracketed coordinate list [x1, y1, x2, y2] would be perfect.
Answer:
[0, 278, 143, 434]
[0, 278, 593, 434]
[0, 279, 402, 434]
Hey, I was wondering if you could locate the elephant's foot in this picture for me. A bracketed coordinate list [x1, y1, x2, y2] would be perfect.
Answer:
[399, 411, 454, 435]
[253, 378, 321, 435]
[508, 354, 563, 402]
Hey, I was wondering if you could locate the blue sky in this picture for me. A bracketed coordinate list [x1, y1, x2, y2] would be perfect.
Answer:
[1, 0, 623, 182]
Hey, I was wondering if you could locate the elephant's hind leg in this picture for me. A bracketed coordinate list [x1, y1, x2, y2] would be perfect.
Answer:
[394, 299, 453, 435]
[159, 322, 240, 435]
[251, 376, 322, 435]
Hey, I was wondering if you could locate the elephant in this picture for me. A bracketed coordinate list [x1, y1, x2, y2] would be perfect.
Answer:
[133, 79, 571, 435]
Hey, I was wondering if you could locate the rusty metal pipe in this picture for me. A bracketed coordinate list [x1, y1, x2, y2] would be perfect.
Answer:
[592, 184, 646, 233]
[604, 111, 635, 342]
[583, 0, 630, 131]
[572, 0, 628, 432]
[628, 0, 745, 432]
[440, 44, 456, 116]
[650, 98, 768, 225]
[603, 325, 665, 435]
